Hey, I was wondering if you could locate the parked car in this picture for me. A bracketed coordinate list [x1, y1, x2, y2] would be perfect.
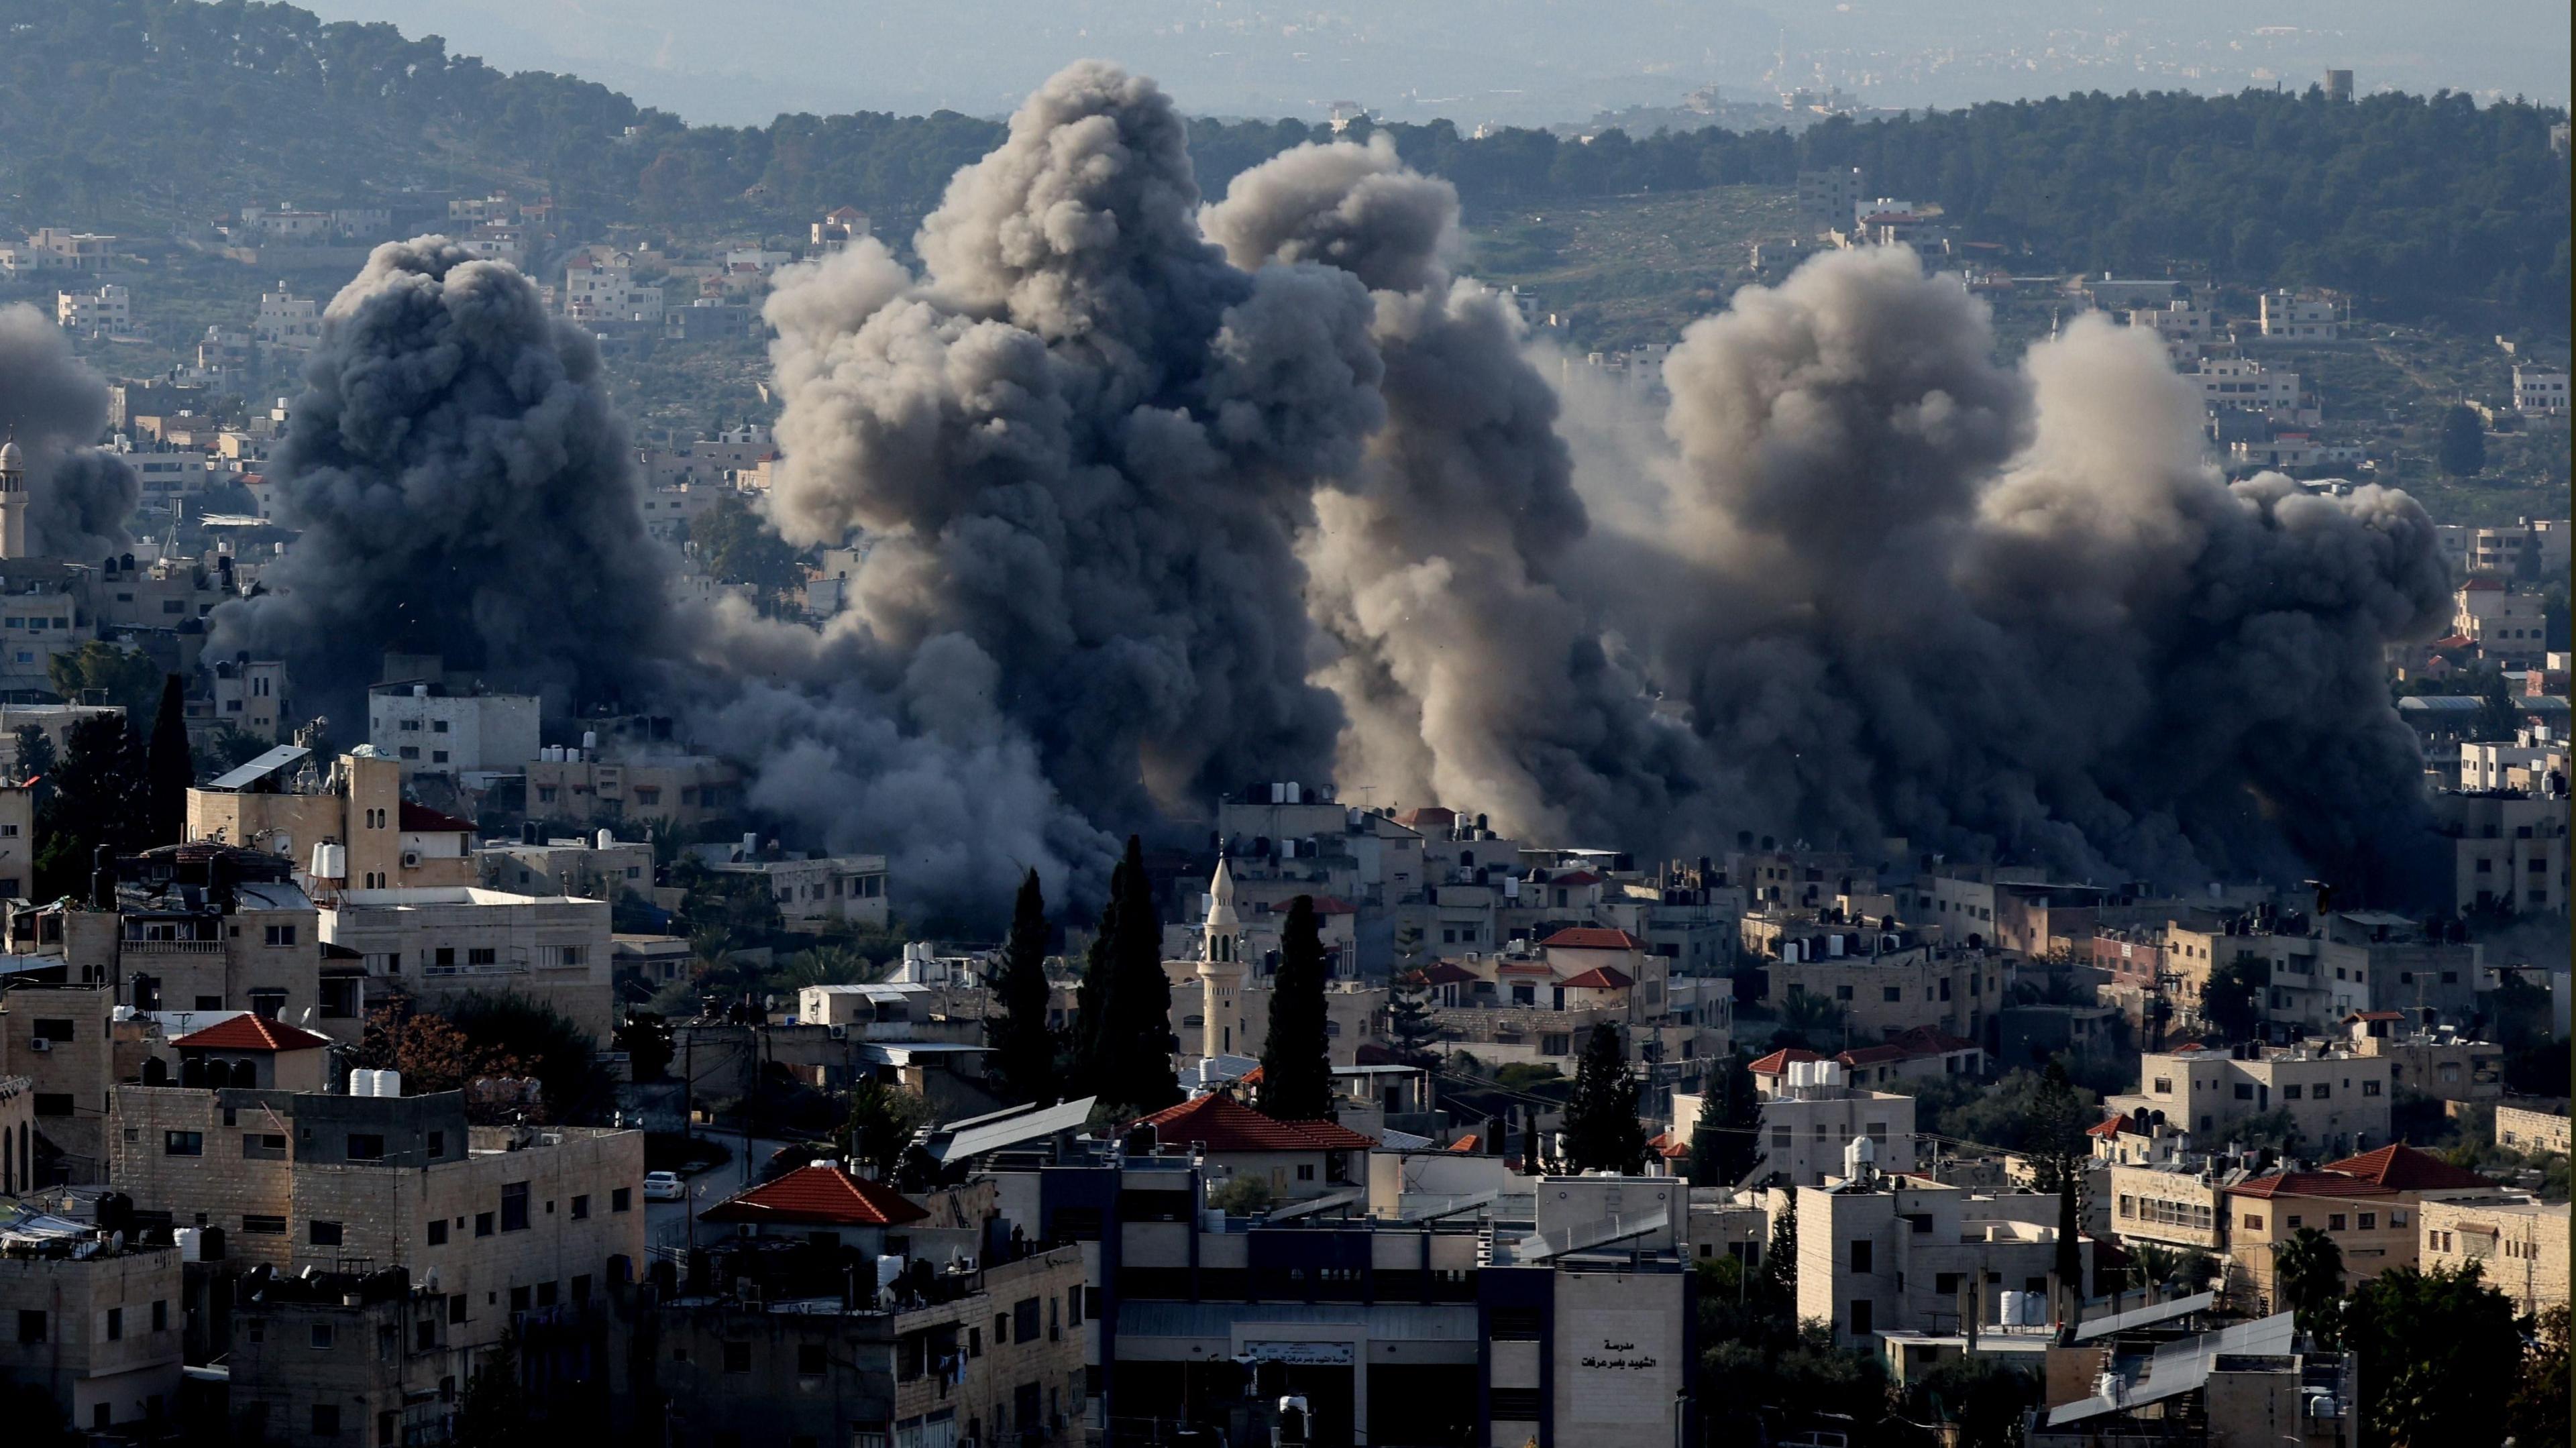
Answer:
[643, 1170, 685, 1202]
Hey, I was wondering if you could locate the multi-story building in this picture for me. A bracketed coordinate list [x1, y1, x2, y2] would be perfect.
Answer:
[225, 1265, 467, 1448]
[0, 1215, 183, 1435]
[2108, 1157, 2237, 1259]
[207, 656, 290, 740]
[1754, 922, 2006, 1046]
[1795, 167, 1865, 237]
[318, 886, 615, 1040]
[2494, 1099, 2571, 1155]
[1745, 1056, 1918, 1187]
[1795, 1157, 2087, 1347]
[2257, 290, 2340, 341]
[2419, 1193, 2568, 1315]
[368, 682, 541, 779]
[2128, 300, 2213, 360]
[2430, 788, 2568, 917]
[189, 748, 477, 903]
[2222, 1145, 2495, 1309]
[54, 284, 132, 339]
[107, 1082, 645, 1368]
[253, 283, 321, 352]
[2340, 1013, 2502, 1101]
[2193, 357, 2314, 428]
[708, 852, 890, 932]
[525, 750, 742, 832]
[2106, 1042, 2392, 1156]
[2514, 365, 2569, 415]
[2454, 577, 2548, 669]
[477, 834, 654, 904]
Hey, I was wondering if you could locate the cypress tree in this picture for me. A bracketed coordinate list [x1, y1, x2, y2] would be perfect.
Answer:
[1758, 1189, 1798, 1317]
[1069, 870, 1120, 1099]
[144, 673, 190, 846]
[1560, 1022, 1648, 1173]
[1258, 895, 1333, 1120]
[986, 869, 1059, 1107]
[1099, 836, 1179, 1115]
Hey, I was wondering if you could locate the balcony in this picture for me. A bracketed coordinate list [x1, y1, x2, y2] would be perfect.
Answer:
[120, 938, 223, 954]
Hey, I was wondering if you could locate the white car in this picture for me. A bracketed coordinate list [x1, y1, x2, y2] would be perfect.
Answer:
[642, 1171, 686, 1203]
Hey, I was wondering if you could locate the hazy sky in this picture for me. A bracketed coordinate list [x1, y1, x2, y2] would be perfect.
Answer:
[300, 1, 2571, 127]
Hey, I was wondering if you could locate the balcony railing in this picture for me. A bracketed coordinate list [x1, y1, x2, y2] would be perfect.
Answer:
[121, 938, 223, 954]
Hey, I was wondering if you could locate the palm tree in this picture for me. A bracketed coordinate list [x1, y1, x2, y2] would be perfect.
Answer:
[1773, 991, 1846, 1050]
[2272, 1227, 2346, 1347]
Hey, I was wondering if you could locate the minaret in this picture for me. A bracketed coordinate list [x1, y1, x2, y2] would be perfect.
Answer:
[0, 433, 23, 559]
[1196, 856, 1245, 1059]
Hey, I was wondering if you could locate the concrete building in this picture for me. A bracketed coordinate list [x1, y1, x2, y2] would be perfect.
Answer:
[2192, 357, 2312, 427]
[2419, 1194, 2567, 1315]
[1794, 1159, 2087, 1347]
[2341, 1013, 2502, 1101]
[225, 1264, 468, 1448]
[0, 1213, 184, 1436]
[2031, 1313, 2353, 1448]
[2257, 290, 2339, 341]
[319, 887, 615, 1041]
[2454, 577, 2548, 669]
[1795, 167, 1864, 237]
[2494, 1099, 2571, 1155]
[208, 656, 290, 741]
[708, 852, 890, 932]
[477, 834, 653, 904]
[526, 751, 741, 832]
[2107, 1043, 2392, 1158]
[54, 284, 132, 339]
[2514, 365, 2569, 415]
[253, 283, 321, 352]
[2223, 1145, 2496, 1310]
[2430, 788, 2568, 917]
[189, 747, 477, 902]
[1131, 1091, 1378, 1203]
[1748, 1057, 1917, 1187]
[367, 683, 540, 779]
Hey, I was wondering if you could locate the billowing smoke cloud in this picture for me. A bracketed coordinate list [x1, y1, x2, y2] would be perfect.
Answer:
[1204, 135, 1703, 842]
[759, 61, 1383, 824]
[0, 304, 138, 561]
[209, 239, 675, 725]
[1640, 246, 2451, 895]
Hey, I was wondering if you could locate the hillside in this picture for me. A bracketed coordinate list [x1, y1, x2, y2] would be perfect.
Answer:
[0, 1, 2565, 327]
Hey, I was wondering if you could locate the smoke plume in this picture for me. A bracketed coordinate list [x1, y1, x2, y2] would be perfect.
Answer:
[1203, 135, 1703, 842]
[760, 61, 1384, 824]
[209, 238, 675, 724]
[1640, 247, 2451, 895]
[0, 304, 138, 561]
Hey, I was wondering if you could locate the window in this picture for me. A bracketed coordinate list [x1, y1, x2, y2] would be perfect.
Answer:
[16, 1311, 41, 1344]
[536, 1282, 557, 1308]
[2390, 1209, 2408, 1227]
[2243, 1215, 2264, 1231]
[105, 1307, 121, 1341]
[2282, 1085, 2302, 1101]
[449, 1297, 467, 1325]
[1848, 1299, 1873, 1335]
[243, 1214, 287, 1235]
[571, 1194, 591, 1221]
[346, 1134, 385, 1161]
[474, 1213, 494, 1238]
[311, 1404, 340, 1436]
[264, 924, 297, 947]
[2311, 1084, 2329, 1101]
[1849, 1239, 1874, 1272]
[2235, 1084, 2255, 1100]
[1489, 1308, 1542, 1341]
[572, 1275, 591, 1304]
[32, 1094, 69, 1117]
[427, 1220, 448, 1246]
[1015, 1296, 1041, 1343]
[2152, 1078, 2172, 1095]
[31, 1017, 73, 1043]
[468, 948, 497, 966]
[310, 1220, 343, 1247]
[311, 1323, 335, 1350]
[722, 1342, 751, 1374]
[1835, 985, 1854, 1001]
[1295, 1164, 1316, 1181]
[427, 1131, 445, 1158]
[500, 1183, 530, 1232]
[2287, 1216, 2303, 1229]
[611, 1187, 633, 1213]
[153, 1300, 166, 1332]
[509, 1286, 531, 1313]
[433, 720, 449, 733]
[431, 751, 448, 765]
[798, 1343, 827, 1376]
[398, 746, 419, 760]
[2327, 1214, 2347, 1232]
[249, 989, 286, 1019]
[2364, 1080, 2382, 1097]
[2359, 1213, 2377, 1229]
[164, 1131, 203, 1156]
[1882, 986, 1902, 1003]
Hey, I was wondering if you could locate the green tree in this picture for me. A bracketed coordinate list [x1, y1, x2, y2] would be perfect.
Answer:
[1386, 966, 1441, 1066]
[190, 722, 272, 781]
[839, 1079, 932, 1178]
[2202, 958, 2269, 1042]
[45, 640, 160, 718]
[1769, 991, 1844, 1052]
[1908, 1354, 2039, 1448]
[34, 711, 144, 900]
[1560, 1022, 1647, 1173]
[1758, 1190, 1798, 1311]
[2437, 403, 2487, 478]
[451, 1330, 541, 1448]
[1258, 895, 1334, 1121]
[2507, 1304, 2570, 1448]
[1687, 1056, 1762, 1188]
[2341, 1263, 2521, 1448]
[13, 726, 54, 805]
[695, 490, 810, 602]
[2272, 1227, 2346, 1347]
[985, 869, 1060, 1107]
[142, 673, 189, 846]
[1075, 837, 1179, 1117]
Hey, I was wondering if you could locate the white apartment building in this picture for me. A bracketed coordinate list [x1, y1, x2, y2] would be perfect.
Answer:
[366, 684, 540, 778]
[2106, 1043, 2392, 1157]
[253, 284, 320, 351]
[1755, 1060, 1917, 1188]
[2454, 579, 2548, 669]
[1796, 1164, 2086, 1345]
[561, 250, 665, 326]
[709, 853, 891, 930]
[2514, 366, 2569, 415]
[55, 284, 132, 339]
[2129, 300, 2212, 361]
[2257, 290, 2339, 341]
[2436, 518, 2573, 578]
[318, 887, 615, 1040]
[2194, 358, 2312, 424]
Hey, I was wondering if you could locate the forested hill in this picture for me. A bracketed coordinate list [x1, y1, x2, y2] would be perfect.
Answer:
[2, 0, 2566, 321]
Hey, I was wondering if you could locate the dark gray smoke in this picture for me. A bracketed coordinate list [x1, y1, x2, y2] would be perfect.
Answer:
[0, 304, 138, 561]
[1639, 247, 2452, 896]
[1203, 135, 1703, 842]
[761, 61, 1383, 823]
[208, 238, 674, 724]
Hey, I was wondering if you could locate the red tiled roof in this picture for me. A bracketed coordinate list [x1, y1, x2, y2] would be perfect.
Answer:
[2323, 1144, 2496, 1192]
[1557, 966, 1634, 991]
[1540, 927, 1644, 951]
[1308, 895, 1359, 915]
[2226, 1172, 2399, 1201]
[2086, 1117, 2127, 1139]
[1838, 1044, 1908, 1066]
[1748, 1048, 1823, 1076]
[1137, 1093, 1377, 1153]
[1448, 1134, 1481, 1153]
[171, 1015, 331, 1052]
[1424, 962, 1480, 986]
[1647, 1131, 1689, 1160]
[699, 1164, 930, 1227]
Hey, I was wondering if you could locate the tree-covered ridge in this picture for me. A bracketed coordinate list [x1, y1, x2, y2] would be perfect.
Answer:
[0, 0, 2563, 320]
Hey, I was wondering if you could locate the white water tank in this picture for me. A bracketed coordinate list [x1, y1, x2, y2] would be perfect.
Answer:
[1788, 1060, 1813, 1091]
[348, 1068, 373, 1097]
[311, 843, 347, 881]
[1827, 933, 1845, 958]
[597, 829, 614, 850]
[1997, 1290, 2024, 1328]
[2023, 1291, 2048, 1325]
[1843, 1133, 1876, 1178]
[582, 730, 598, 753]
[176, 1227, 203, 1262]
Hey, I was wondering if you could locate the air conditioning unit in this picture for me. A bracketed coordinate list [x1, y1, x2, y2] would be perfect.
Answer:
[827, 1025, 847, 1040]
[401, 852, 421, 869]
[28, 1038, 50, 1052]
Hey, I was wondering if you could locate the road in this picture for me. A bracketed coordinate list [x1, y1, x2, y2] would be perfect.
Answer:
[645, 1134, 808, 1256]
